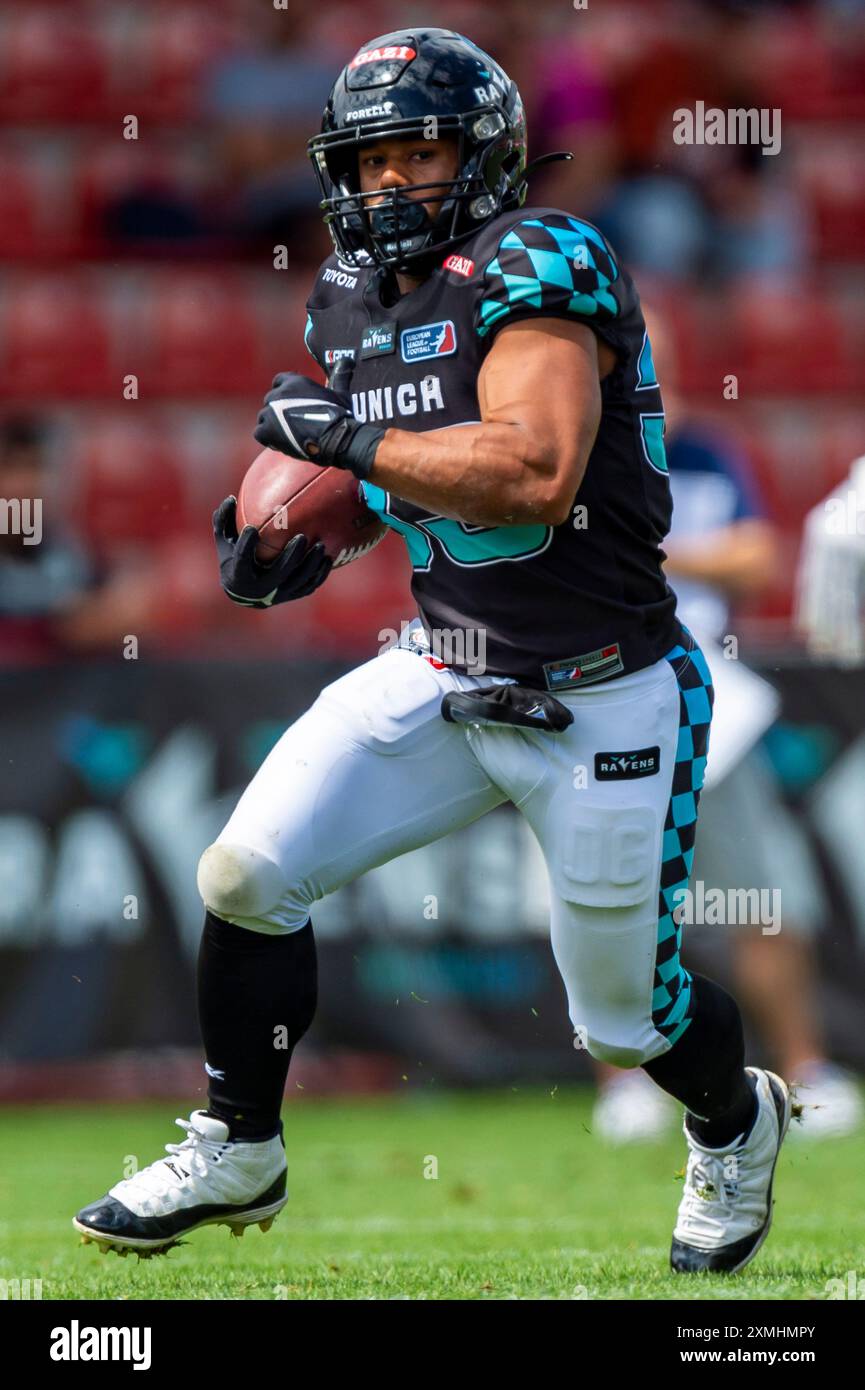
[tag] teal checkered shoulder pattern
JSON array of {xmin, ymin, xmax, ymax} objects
[
  {"xmin": 476, "ymin": 214, "xmax": 620, "ymax": 340},
  {"xmin": 652, "ymin": 630, "xmax": 714, "ymax": 1046}
]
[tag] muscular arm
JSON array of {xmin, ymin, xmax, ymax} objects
[{"xmin": 367, "ymin": 319, "xmax": 614, "ymax": 527}]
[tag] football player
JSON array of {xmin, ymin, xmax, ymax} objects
[{"xmin": 74, "ymin": 29, "xmax": 792, "ymax": 1274}]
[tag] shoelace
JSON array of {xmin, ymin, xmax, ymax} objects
[
  {"xmin": 679, "ymin": 1149, "xmax": 743, "ymax": 1235},
  {"xmin": 125, "ymin": 1118, "xmax": 231, "ymax": 1198}
]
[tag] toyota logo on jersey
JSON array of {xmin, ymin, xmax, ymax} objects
[{"xmin": 400, "ymin": 320, "xmax": 458, "ymax": 363}]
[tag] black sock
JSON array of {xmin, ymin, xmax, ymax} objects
[
  {"xmin": 196, "ymin": 911, "xmax": 317, "ymax": 1141},
  {"xmin": 642, "ymin": 971, "xmax": 759, "ymax": 1148},
  {"xmin": 687, "ymin": 1072, "xmax": 759, "ymax": 1149}
]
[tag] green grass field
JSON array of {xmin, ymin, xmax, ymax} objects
[{"xmin": 1, "ymin": 1088, "xmax": 862, "ymax": 1300}]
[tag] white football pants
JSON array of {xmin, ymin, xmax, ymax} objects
[{"xmin": 198, "ymin": 622, "xmax": 713, "ymax": 1068}]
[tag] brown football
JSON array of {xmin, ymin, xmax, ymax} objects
[{"xmin": 236, "ymin": 448, "xmax": 388, "ymax": 568}]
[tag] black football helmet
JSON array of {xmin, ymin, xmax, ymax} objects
[{"xmin": 307, "ymin": 28, "xmax": 529, "ymax": 274}]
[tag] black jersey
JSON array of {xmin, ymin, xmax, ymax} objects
[{"xmin": 304, "ymin": 206, "xmax": 681, "ymax": 689}]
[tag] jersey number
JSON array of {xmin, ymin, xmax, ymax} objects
[
  {"xmin": 362, "ymin": 483, "xmax": 551, "ymax": 570},
  {"xmin": 635, "ymin": 329, "xmax": 668, "ymax": 474}
]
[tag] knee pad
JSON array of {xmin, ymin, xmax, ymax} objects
[{"xmin": 196, "ymin": 842, "xmax": 287, "ymax": 920}]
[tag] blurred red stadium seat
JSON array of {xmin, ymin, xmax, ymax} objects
[
  {"xmin": 260, "ymin": 280, "xmax": 321, "ymax": 382},
  {"xmin": 0, "ymin": 139, "xmax": 94, "ymax": 262},
  {"xmin": 804, "ymin": 141, "xmax": 865, "ymax": 263},
  {"xmin": 0, "ymin": 277, "xmax": 114, "ymax": 397},
  {"xmin": 202, "ymin": 415, "xmax": 269, "ymax": 500},
  {"xmin": 0, "ymin": 9, "xmax": 111, "ymax": 122},
  {"xmin": 0, "ymin": 155, "xmax": 39, "ymax": 258},
  {"xmin": 304, "ymin": 531, "xmax": 409, "ymax": 652},
  {"xmin": 140, "ymin": 272, "xmax": 267, "ymax": 396},
  {"xmin": 746, "ymin": 406, "xmax": 865, "ymax": 525},
  {"xmin": 70, "ymin": 415, "xmax": 190, "ymax": 553},
  {"xmin": 124, "ymin": 5, "xmax": 240, "ymax": 124},
  {"xmin": 728, "ymin": 287, "xmax": 855, "ymax": 395},
  {"xmin": 761, "ymin": 13, "xmax": 865, "ymax": 120},
  {"xmin": 670, "ymin": 296, "xmax": 730, "ymax": 397}
]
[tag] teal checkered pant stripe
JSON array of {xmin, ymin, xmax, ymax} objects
[{"xmin": 651, "ymin": 630, "xmax": 714, "ymax": 1045}]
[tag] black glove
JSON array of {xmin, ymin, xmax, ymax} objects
[
  {"xmin": 441, "ymin": 684, "xmax": 574, "ymax": 732},
  {"xmin": 253, "ymin": 372, "xmax": 385, "ymax": 481},
  {"xmin": 212, "ymin": 496, "xmax": 332, "ymax": 608}
]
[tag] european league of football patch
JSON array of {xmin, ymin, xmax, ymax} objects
[{"xmin": 543, "ymin": 643, "xmax": 624, "ymax": 691}]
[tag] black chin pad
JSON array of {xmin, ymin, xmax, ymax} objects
[
  {"xmin": 369, "ymin": 197, "xmax": 430, "ymax": 239},
  {"xmin": 441, "ymin": 684, "xmax": 574, "ymax": 732}
]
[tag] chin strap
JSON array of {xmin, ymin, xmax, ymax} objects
[
  {"xmin": 372, "ymin": 263, "xmax": 401, "ymax": 305},
  {"xmin": 509, "ymin": 150, "xmax": 574, "ymax": 199}
]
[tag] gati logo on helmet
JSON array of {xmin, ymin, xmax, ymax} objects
[{"xmin": 349, "ymin": 45, "xmax": 416, "ymax": 69}]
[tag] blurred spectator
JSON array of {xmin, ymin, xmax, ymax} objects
[
  {"xmin": 203, "ymin": 0, "xmax": 340, "ymax": 259},
  {"xmin": 656, "ymin": 323, "xmax": 778, "ymax": 610},
  {"xmin": 0, "ymin": 416, "xmax": 95, "ymax": 663},
  {"xmin": 0, "ymin": 415, "xmax": 182, "ymax": 663},
  {"xmin": 100, "ymin": 147, "xmax": 222, "ymax": 257},
  {"xmin": 795, "ymin": 454, "xmax": 865, "ymax": 665},
  {"xmin": 593, "ymin": 306, "xmax": 864, "ymax": 1140},
  {"xmin": 439, "ymin": 0, "xmax": 618, "ymax": 214},
  {"xmin": 594, "ymin": 4, "xmax": 808, "ymax": 280},
  {"xmin": 0, "ymin": 0, "xmax": 862, "ymax": 649}
]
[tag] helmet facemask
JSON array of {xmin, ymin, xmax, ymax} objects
[{"xmin": 310, "ymin": 107, "xmax": 521, "ymax": 273}]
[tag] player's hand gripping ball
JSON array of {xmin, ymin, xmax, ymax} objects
[
  {"xmin": 212, "ymin": 495, "xmax": 332, "ymax": 608},
  {"xmin": 253, "ymin": 372, "xmax": 385, "ymax": 481}
]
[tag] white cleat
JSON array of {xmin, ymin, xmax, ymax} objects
[
  {"xmin": 787, "ymin": 1061, "xmax": 864, "ymax": 1140},
  {"xmin": 670, "ymin": 1066, "xmax": 791, "ymax": 1274},
  {"xmin": 73, "ymin": 1110, "xmax": 287, "ymax": 1257},
  {"xmin": 593, "ymin": 1070, "xmax": 676, "ymax": 1143}
]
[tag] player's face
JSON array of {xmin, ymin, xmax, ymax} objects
[{"xmin": 358, "ymin": 135, "xmax": 460, "ymax": 222}]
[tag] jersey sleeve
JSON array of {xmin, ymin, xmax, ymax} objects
[
  {"xmin": 303, "ymin": 310, "xmax": 321, "ymax": 368},
  {"xmin": 474, "ymin": 213, "xmax": 631, "ymax": 353}
]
